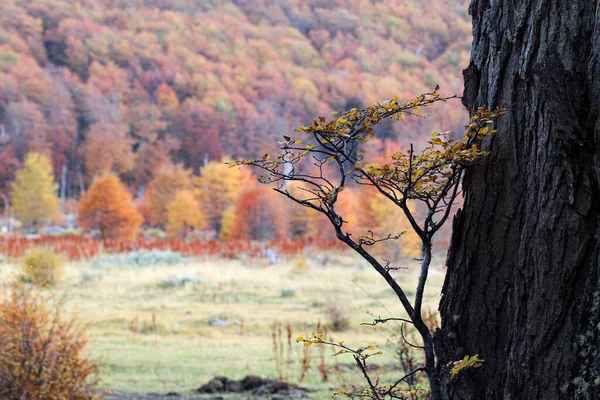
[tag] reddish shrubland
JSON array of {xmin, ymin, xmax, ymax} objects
[{"xmin": 0, "ymin": 235, "xmax": 345, "ymax": 261}]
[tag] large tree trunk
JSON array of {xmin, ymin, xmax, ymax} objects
[{"xmin": 436, "ymin": 1, "xmax": 600, "ymax": 399}]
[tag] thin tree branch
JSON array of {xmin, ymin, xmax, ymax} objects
[
  {"xmin": 361, "ymin": 317, "xmax": 414, "ymax": 326},
  {"xmin": 387, "ymin": 367, "xmax": 426, "ymax": 394},
  {"xmin": 353, "ymin": 355, "xmax": 382, "ymax": 400}
]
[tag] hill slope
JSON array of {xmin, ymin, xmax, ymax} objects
[{"xmin": 0, "ymin": 0, "xmax": 471, "ymax": 197}]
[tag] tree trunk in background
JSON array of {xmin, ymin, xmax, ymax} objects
[
  {"xmin": 60, "ymin": 164, "xmax": 67, "ymax": 214},
  {"xmin": 436, "ymin": 1, "xmax": 600, "ymax": 399}
]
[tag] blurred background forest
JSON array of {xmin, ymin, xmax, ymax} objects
[
  {"xmin": 0, "ymin": 1, "xmax": 476, "ymax": 397},
  {"xmin": 0, "ymin": 0, "xmax": 470, "ymax": 253}
]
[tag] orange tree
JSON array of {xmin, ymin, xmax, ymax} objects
[
  {"xmin": 78, "ymin": 174, "xmax": 142, "ymax": 241},
  {"xmin": 235, "ymin": 90, "xmax": 503, "ymax": 399}
]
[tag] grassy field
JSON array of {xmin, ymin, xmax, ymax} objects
[{"xmin": 1, "ymin": 251, "xmax": 446, "ymax": 398}]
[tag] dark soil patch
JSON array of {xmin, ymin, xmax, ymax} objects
[
  {"xmin": 101, "ymin": 391, "xmax": 211, "ymax": 400},
  {"xmin": 101, "ymin": 376, "xmax": 308, "ymax": 400},
  {"xmin": 197, "ymin": 375, "xmax": 308, "ymax": 399}
]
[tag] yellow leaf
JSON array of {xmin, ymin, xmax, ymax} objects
[
  {"xmin": 304, "ymin": 341, "xmax": 313, "ymax": 347},
  {"xmin": 294, "ymin": 140, "xmax": 302, "ymax": 145},
  {"xmin": 296, "ymin": 336, "xmax": 304, "ymax": 343}
]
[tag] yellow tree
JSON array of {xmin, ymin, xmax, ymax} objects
[
  {"xmin": 194, "ymin": 160, "xmax": 255, "ymax": 234},
  {"xmin": 78, "ymin": 174, "xmax": 142, "ymax": 241},
  {"xmin": 166, "ymin": 190, "xmax": 206, "ymax": 238},
  {"xmin": 146, "ymin": 163, "xmax": 192, "ymax": 227},
  {"xmin": 10, "ymin": 153, "xmax": 60, "ymax": 231},
  {"xmin": 218, "ymin": 206, "xmax": 235, "ymax": 241}
]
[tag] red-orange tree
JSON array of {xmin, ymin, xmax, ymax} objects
[
  {"xmin": 78, "ymin": 174, "xmax": 142, "ymax": 241},
  {"xmin": 229, "ymin": 187, "xmax": 285, "ymax": 241},
  {"xmin": 236, "ymin": 91, "xmax": 502, "ymax": 399}
]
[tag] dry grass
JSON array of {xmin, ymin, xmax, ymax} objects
[{"xmin": 0, "ymin": 251, "xmax": 446, "ymax": 398}]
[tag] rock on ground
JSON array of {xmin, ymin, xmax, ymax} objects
[{"xmin": 100, "ymin": 375, "xmax": 309, "ymax": 400}]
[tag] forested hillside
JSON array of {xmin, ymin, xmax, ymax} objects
[{"xmin": 0, "ymin": 0, "xmax": 470, "ymax": 202}]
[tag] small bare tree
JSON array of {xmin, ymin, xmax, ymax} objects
[{"xmin": 234, "ymin": 90, "xmax": 502, "ymax": 399}]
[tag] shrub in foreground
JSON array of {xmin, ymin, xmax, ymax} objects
[
  {"xmin": 20, "ymin": 246, "xmax": 64, "ymax": 286},
  {"xmin": 0, "ymin": 286, "xmax": 100, "ymax": 399}
]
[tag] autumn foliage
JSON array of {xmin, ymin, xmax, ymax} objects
[
  {"xmin": 166, "ymin": 191, "xmax": 206, "ymax": 238},
  {"xmin": 146, "ymin": 164, "xmax": 192, "ymax": 227},
  {"xmin": 194, "ymin": 161, "xmax": 255, "ymax": 234},
  {"xmin": 230, "ymin": 187, "xmax": 286, "ymax": 241},
  {"xmin": 10, "ymin": 153, "xmax": 61, "ymax": 231},
  {"xmin": 78, "ymin": 174, "xmax": 142, "ymax": 241},
  {"xmin": 0, "ymin": 286, "xmax": 100, "ymax": 399},
  {"xmin": 355, "ymin": 186, "xmax": 422, "ymax": 260},
  {"xmin": 0, "ymin": 0, "xmax": 470, "ymax": 200}
]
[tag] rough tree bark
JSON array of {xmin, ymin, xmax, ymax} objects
[{"xmin": 436, "ymin": 1, "xmax": 600, "ymax": 399}]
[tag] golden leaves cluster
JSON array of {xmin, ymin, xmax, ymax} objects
[
  {"xmin": 233, "ymin": 91, "xmax": 503, "ymax": 212},
  {"xmin": 294, "ymin": 92, "xmax": 449, "ymax": 145},
  {"xmin": 295, "ymin": 334, "xmax": 383, "ymax": 360},
  {"xmin": 233, "ymin": 91, "xmax": 457, "ymax": 175},
  {"xmin": 359, "ymin": 106, "xmax": 503, "ymax": 199},
  {"xmin": 448, "ymin": 354, "xmax": 485, "ymax": 380}
]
